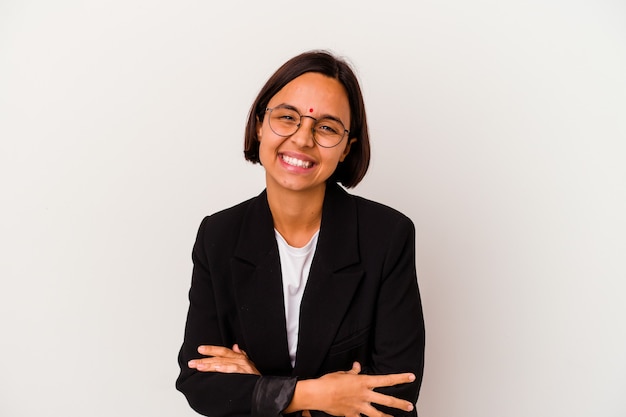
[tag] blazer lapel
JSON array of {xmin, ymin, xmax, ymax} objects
[
  {"xmin": 231, "ymin": 191, "xmax": 292, "ymax": 374},
  {"xmin": 294, "ymin": 184, "xmax": 364, "ymax": 377}
]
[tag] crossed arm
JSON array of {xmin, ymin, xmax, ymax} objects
[
  {"xmin": 180, "ymin": 213, "xmax": 424, "ymax": 416},
  {"xmin": 188, "ymin": 344, "xmax": 416, "ymax": 417}
]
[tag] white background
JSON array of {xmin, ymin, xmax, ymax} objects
[{"xmin": 1, "ymin": 1, "xmax": 625, "ymax": 416}]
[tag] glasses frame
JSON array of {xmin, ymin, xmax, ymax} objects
[{"xmin": 265, "ymin": 107, "xmax": 350, "ymax": 148}]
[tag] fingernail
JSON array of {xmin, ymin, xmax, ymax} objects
[
  {"xmin": 406, "ymin": 403, "xmax": 414, "ymax": 411},
  {"xmin": 188, "ymin": 360, "xmax": 196, "ymax": 367},
  {"xmin": 408, "ymin": 373, "xmax": 416, "ymax": 382}
]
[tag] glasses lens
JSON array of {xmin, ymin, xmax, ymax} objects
[
  {"xmin": 313, "ymin": 118, "xmax": 346, "ymax": 147},
  {"xmin": 268, "ymin": 107, "xmax": 300, "ymax": 137}
]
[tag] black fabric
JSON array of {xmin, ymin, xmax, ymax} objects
[
  {"xmin": 252, "ymin": 376, "xmax": 298, "ymax": 417},
  {"xmin": 176, "ymin": 183, "xmax": 425, "ymax": 416}
]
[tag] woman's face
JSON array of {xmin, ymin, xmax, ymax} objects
[{"xmin": 256, "ymin": 72, "xmax": 355, "ymax": 196}]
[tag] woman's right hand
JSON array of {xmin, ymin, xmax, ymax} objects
[
  {"xmin": 285, "ymin": 362, "xmax": 416, "ymax": 417},
  {"xmin": 187, "ymin": 344, "xmax": 260, "ymax": 375}
]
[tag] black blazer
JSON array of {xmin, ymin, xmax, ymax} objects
[{"xmin": 176, "ymin": 183, "xmax": 425, "ymax": 417}]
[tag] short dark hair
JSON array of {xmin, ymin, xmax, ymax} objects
[{"xmin": 244, "ymin": 50, "xmax": 370, "ymax": 188}]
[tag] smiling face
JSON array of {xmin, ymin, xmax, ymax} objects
[{"xmin": 256, "ymin": 72, "xmax": 355, "ymax": 197}]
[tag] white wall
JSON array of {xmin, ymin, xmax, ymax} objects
[{"xmin": 1, "ymin": 1, "xmax": 625, "ymax": 416}]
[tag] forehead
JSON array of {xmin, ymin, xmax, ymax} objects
[{"xmin": 268, "ymin": 72, "xmax": 350, "ymax": 118}]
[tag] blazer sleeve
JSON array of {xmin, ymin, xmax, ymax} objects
[
  {"xmin": 310, "ymin": 215, "xmax": 424, "ymax": 417},
  {"xmin": 363, "ymin": 215, "xmax": 425, "ymax": 415},
  {"xmin": 175, "ymin": 217, "xmax": 297, "ymax": 417}
]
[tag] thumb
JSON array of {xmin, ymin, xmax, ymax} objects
[
  {"xmin": 232, "ymin": 344, "xmax": 248, "ymax": 356},
  {"xmin": 347, "ymin": 361, "xmax": 362, "ymax": 374}
]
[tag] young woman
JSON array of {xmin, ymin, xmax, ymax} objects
[{"xmin": 176, "ymin": 50, "xmax": 425, "ymax": 417}]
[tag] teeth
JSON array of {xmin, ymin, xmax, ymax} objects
[{"xmin": 282, "ymin": 155, "xmax": 313, "ymax": 168}]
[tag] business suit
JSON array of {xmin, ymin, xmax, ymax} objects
[{"xmin": 176, "ymin": 182, "xmax": 425, "ymax": 416}]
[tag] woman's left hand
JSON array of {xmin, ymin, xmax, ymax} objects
[{"xmin": 188, "ymin": 344, "xmax": 261, "ymax": 375}]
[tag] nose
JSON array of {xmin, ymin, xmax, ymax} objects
[{"xmin": 290, "ymin": 115, "xmax": 316, "ymax": 148}]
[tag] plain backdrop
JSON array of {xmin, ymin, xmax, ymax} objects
[{"xmin": 1, "ymin": 1, "xmax": 625, "ymax": 416}]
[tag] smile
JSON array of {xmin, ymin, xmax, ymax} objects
[{"xmin": 280, "ymin": 154, "xmax": 314, "ymax": 169}]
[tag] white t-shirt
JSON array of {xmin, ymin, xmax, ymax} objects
[{"xmin": 274, "ymin": 229, "xmax": 320, "ymax": 367}]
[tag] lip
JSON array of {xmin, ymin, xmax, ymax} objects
[{"xmin": 278, "ymin": 151, "xmax": 317, "ymax": 171}]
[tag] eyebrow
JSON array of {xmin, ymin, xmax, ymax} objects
[{"xmin": 272, "ymin": 103, "xmax": 347, "ymax": 127}]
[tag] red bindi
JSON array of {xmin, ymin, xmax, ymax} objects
[{"xmin": 309, "ymin": 108, "xmax": 314, "ymax": 113}]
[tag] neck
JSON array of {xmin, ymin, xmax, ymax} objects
[{"xmin": 266, "ymin": 183, "xmax": 326, "ymax": 247}]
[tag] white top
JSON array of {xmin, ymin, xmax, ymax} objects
[{"xmin": 274, "ymin": 229, "xmax": 320, "ymax": 367}]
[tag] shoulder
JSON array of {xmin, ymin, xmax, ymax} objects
[
  {"xmin": 195, "ymin": 191, "xmax": 267, "ymax": 243},
  {"xmin": 202, "ymin": 197, "xmax": 253, "ymax": 227},
  {"xmin": 331, "ymin": 184, "xmax": 414, "ymax": 230},
  {"xmin": 353, "ymin": 194, "xmax": 412, "ymax": 225},
  {"xmin": 353, "ymin": 195, "xmax": 416, "ymax": 248}
]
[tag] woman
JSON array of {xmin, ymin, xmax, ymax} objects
[{"xmin": 176, "ymin": 50, "xmax": 425, "ymax": 417}]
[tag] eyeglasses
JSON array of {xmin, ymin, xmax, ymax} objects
[{"xmin": 265, "ymin": 106, "xmax": 349, "ymax": 148}]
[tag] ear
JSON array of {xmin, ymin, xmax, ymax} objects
[
  {"xmin": 256, "ymin": 115, "xmax": 263, "ymax": 142},
  {"xmin": 339, "ymin": 138, "xmax": 357, "ymax": 162}
]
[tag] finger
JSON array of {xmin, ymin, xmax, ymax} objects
[
  {"xmin": 366, "ymin": 391, "xmax": 414, "ymax": 413},
  {"xmin": 232, "ymin": 344, "xmax": 249, "ymax": 357},
  {"xmin": 195, "ymin": 357, "xmax": 251, "ymax": 368},
  {"xmin": 365, "ymin": 372, "xmax": 415, "ymax": 389},
  {"xmin": 360, "ymin": 402, "xmax": 395, "ymax": 417},
  {"xmin": 193, "ymin": 354, "xmax": 260, "ymax": 374},
  {"xmin": 197, "ymin": 345, "xmax": 241, "ymax": 358},
  {"xmin": 190, "ymin": 358, "xmax": 253, "ymax": 373},
  {"xmin": 346, "ymin": 361, "xmax": 361, "ymax": 374},
  {"xmin": 196, "ymin": 362, "xmax": 237, "ymax": 373}
]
